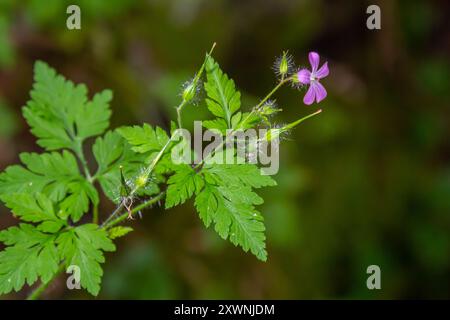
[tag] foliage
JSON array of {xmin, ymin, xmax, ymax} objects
[
  {"xmin": 0, "ymin": 62, "xmax": 141, "ymax": 296},
  {"xmin": 0, "ymin": 51, "xmax": 296, "ymax": 298}
]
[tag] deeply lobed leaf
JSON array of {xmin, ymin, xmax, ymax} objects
[
  {"xmin": 93, "ymin": 130, "xmax": 156, "ymax": 202},
  {"xmin": 165, "ymin": 164, "xmax": 204, "ymax": 209},
  {"xmin": 117, "ymin": 124, "xmax": 169, "ymax": 154},
  {"xmin": 56, "ymin": 224, "xmax": 116, "ymax": 296},
  {"xmin": 0, "ymin": 151, "xmax": 98, "ymax": 222},
  {"xmin": 0, "ymin": 224, "xmax": 59, "ymax": 294},
  {"xmin": 204, "ymin": 57, "xmax": 241, "ymax": 129},
  {"xmin": 23, "ymin": 61, "xmax": 112, "ymax": 150},
  {"xmin": 194, "ymin": 163, "xmax": 276, "ymax": 261}
]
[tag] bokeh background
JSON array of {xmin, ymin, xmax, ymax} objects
[{"xmin": 1, "ymin": 0, "xmax": 449, "ymax": 299}]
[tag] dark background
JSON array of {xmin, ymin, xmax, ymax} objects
[{"xmin": 0, "ymin": 0, "xmax": 449, "ymax": 299}]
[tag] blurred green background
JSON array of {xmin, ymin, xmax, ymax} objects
[{"xmin": 0, "ymin": 0, "xmax": 449, "ymax": 299}]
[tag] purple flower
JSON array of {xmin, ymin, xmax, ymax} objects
[{"xmin": 297, "ymin": 52, "xmax": 329, "ymax": 105}]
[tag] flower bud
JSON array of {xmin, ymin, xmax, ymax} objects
[
  {"xmin": 258, "ymin": 100, "xmax": 281, "ymax": 116},
  {"xmin": 135, "ymin": 174, "xmax": 148, "ymax": 188},
  {"xmin": 255, "ymin": 100, "xmax": 282, "ymax": 126},
  {"xmin": 273, "ymin": 51, "xmax": 294, "ymax": 80},
  {"xmin": 263, "ymin": 124, "xmax": 287, "ymax": 142},
  {"xmin": 279, "ymin": 54, "xmax": 289, "ymax": 75},
  {"xmin": 182, "ymin": 81, "xmax": 196, "ymax": 103}
]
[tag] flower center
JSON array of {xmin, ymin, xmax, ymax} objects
[{"xmin": 310, "ymin": 74, "xmax": 318, "ymax": 82}]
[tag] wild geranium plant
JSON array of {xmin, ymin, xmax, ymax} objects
[{"xmin": 0, "ymin": 45, "xmax": 328, "ymax": 299}]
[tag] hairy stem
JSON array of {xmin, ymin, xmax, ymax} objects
[
  {"xmin": 176, "ymin": 100, "xmax": 187, "ymax": 129},
  {"xmin": 101, "ymin": 192, "xmax": 165, "ymax": 230},
  {"xmin": 136, "ymin": 140, "xmax": 173, "ymax": 193},
  {"xmin": 254, "ymin": 77, "xmax": 291, "ymax": 111}
]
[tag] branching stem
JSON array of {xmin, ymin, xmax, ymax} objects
[
  {"xmin": 101, "ymin": 192, "xmax": 165, "ymax": 230},
  {"xmin": 100, "ymin": 134, "xmax": 174, "ymax": 228}
]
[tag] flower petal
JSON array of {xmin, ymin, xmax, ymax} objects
[
  {"xmin": 309, "ymin": 52, "xmax": 320, "ymax": 72},
  {"xmin": 297, "ymin": 69, "xmax": 311, "ymax": 84},
  {"xmin": 303, "ymin": 84, "xmax": 316, "ymax": 105},
  {"xmin": 312, "ymin": 81, "xmax": 327, "ymax": 103},
  {"xmin": 315, "ymin": 62, "xmax": 329, "ymax": 79}
]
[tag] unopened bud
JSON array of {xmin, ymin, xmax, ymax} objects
[
  {"xmin": 273, "ymin": 51, "xmax": 294, "ymax": 80},
  {"xmin": 182, "ymin": 81, "xmax": 196, "ymax": 102},
  {"xmin": 135, "ymin": 174, "xmax": 148, "ymax": 188}
]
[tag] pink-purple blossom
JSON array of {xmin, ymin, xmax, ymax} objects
[{"xmin": 297, "ymin": 52, "xmax": 329, "ymax": 105}]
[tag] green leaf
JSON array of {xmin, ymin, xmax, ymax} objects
[
  {"xmin": 1, "ymin": 192, "xmax": 57, "ymax": 223},
  {"xmin": 194, "ymin": 182, "xmax": 219, "ymax": 227},
  {"xmin": 204, "ymin": 57, "xmax": 241, "ymax": 129},
  {"xmin": 0, "ymin": 224, "xmax": 59, "ymax": 294},
  {"xmin": 237, "ymin": 112, "xmax": 263, "ymax": 130},
  {"xmin": 0, "ymin": 223, "xmax": 50, "ymax": 246},
  {"xmin": 203, "ymin": 118, "xmax": 227, "ymax": 134},
  {"xmin": 5, "ymin": 151, "xmax": 79, "ymax": 196},
  {"xmin": 0, "ymin": 151, "xmax": 98, "ymax": 222},
  {"xmin": 56, "ymin": 224, "xmax": 115, "ymax": 296},
  {"xmin": 194, "ymin": 164, "xmax": 276, "ymax": 261},
  {"xmin": 206, "ymin": 164, "xmax": 277, "ymax": 189},
  {"xmin": 0, "ymin": 193, "xmax": 66, "ymax": 232},
  {"xmin": 59, "ymin": 180, "xmax": 99, "ymax": 222},
  {"xmin": 165, "ymin": 164, "xmax": 204, "ymax": 209},
  {"xmin": 75, "ymin": 89, "xmax": 112, "ymax": 139},
  {"xmin": 0, "ymin": 151, "xmax": 77, "ymax": 200},
  {"xmin": 195, "ymin": 179, "xmax": 267, "ymax": 261},
  {"xmin": 93, "ymin": 130, "xmax": 127, "ymax": 175},
  {"xmin": 37, "ymin": 220, "xmax": 65, "ymax": 233},
  {"xmin": 117, "ymin": 124, "xmax": 169, "ymax": 154},
  {"xmin": 23, "ymin": 61, "xmax": 111, "ymax": 150},
  {"xmin": 108, "ymin": 226, "xmax": 133, "ymax": 240}
]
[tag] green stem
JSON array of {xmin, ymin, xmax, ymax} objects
[
  {"xmin": 27, "ymin": 264, "xmax": 65, "ymax": 300},
  {"xmin": 176, "ymin": 43, "xmax": 216, "ymax": 129},
  {"xmin": 254, "ymin": 77, "xmax": 290, "ymax": 111},
  {"xmin": 101, "ymin": 192, "xmax": 165, "ymax": 230},
  {"xmin": 135, "ymin": 138, "xmax": 174, "ymax": 194},
  {"xmin": 284, "ymin": 108, "xmax": 323, "ymax": 130}
]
